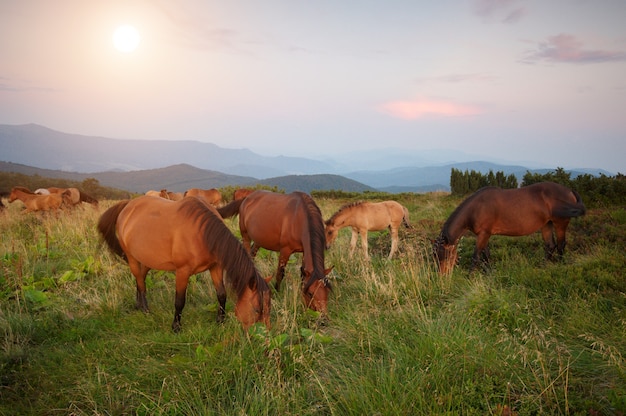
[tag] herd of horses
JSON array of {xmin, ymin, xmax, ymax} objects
[
  {"xmin": 4, "ymin": 186, "xmax": 98, "ymax": 214},
  {"xmin": 4, "ymin": 182, "xmax": 587, "ymax": 332}
]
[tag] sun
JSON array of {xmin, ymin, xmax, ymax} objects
[{"xmin": 113, "ymin": 25, "xmax": 140, "ymax": 53}]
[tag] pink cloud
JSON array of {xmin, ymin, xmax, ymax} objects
[
  {"xmin": 523, "ymin": 33, "xmax": 626, "ymax": 64},
  {"xmin": 379, "ymin": 99, "xmax": 483, "ymax": 120}
]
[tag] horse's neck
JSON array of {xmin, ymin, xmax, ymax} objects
[
  {"xmin": 334, "ymin": 210, "xmax": 353, "ymax": 227},
  {"xmin": 17, "ymin": 190, "xmax": 31, "ymax": 200},
  {"xmin": 443, "ymin": 214, "xmax": 469, "ymax": 245}
]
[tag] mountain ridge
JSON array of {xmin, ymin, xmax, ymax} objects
[{"xmin": 0, "ymin": 123, "xmax": 615, "ymax": 192}]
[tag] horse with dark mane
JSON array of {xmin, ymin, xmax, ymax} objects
[
  {"xmin": 219, "ymin": 190, "xmax": 332, "ymax": 315},
  {"xmin": 48, "ymin": 187, "xmax": 98, "ymax": 208},
  {"xmin": 97, "ymin": 196, "xmax": 271, "ymax": 331},
  {"xmin": 325, "ymin": 200, "xmax": 411, "ymax": 260},
  {"xmin": 433, "ymin": 182, "xmax": 586, "ymax": 274}
]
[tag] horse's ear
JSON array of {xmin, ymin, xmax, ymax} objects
[
  {"xmin": 264, "ymin": 275, "xmax": 272, "ymax": 284},
  {"xmin": 324, "ymin": 219, "xmax": 331, "ymax": 226},
  {"xmin": 324, "ymin": 266, "xmax": 334, "ymax": 275}
]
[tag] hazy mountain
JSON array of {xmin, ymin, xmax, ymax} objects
[
  {"xmin": 0, "ymin": 161, "xmax": 375, "ymax": 194},
  {"xmin": 0, "ymin": 124, "xmax": 334, "ymax": 178},
  {"xmin": 0, "ymin": 123, "xmax": 614, "ymax": 192},
  {"xmin": 344, "ymin": 161, "xmax": 614, "ymax": 190}
]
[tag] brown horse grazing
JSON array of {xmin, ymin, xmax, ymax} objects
[
  {"xmin": 48, "ymin": 187, "xmax": 99, "ymax": 208},
  {"xmin": 96, "ymin": 196, "xmax": 271, "ymax": 332},
  {"xmin": 433, "ymin": 182, "xmax": 586, "ymax": 274},
  {"xmin": 233, "ymin": 188, "xmax": 255, "ymax": 201},
  {"xmin": 9, "ymin": 186, "xmax": 72, "ymax": 213},
  {"xmin": 219, "ymin": 191, "xmax": 332, "ymax": 315},
  {"xmin": 184, "ymin": 188, "xmax": 223, "ymax": 207},
  {"xmin": 166, "ymin": 191, "xmax": 184, "ymax": 201},
  {"xmin": 325, "ymin": 200, "xmax": 412, "ymax": 260}
]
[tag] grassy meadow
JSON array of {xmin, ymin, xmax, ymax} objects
[{"xmin": 1, "ymin": 193, "xmax": 625, "ymax": 415}]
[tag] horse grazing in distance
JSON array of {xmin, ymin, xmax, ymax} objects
[
  {"xmin": 166, "ymin": 191, "xmax": 184, "ymax": 201},
  {"xmin": 433, "ymin": 182, "xmax": 586, "ymax": 274},
  {"xmin": 97, "ymin": 196, "xmax": 271, "ymax": 331},
  {"xmin": 219, "ymin": 190, "xmax": 332, "ymax": 316},
  {"xmin": 9, "ymin": 186, "xmax": 72, "ymax": 213},
  {"xmin": 48, "ymin": 187, "xmax": 98, "ymax": 208},
  {"xmin": 145, "ymin": 190, "xmax": 162, "ymax": 198},
  {"xmin": 325, "ymin": 200, "xmax": 412, "ymax": 260},
  {"xmin": 144, "ymin": 189, "xmax": 182, "ymax": 201},
  {"xmin": 184, "ymin": 188, "xmax": 223, "ymax": 207}
]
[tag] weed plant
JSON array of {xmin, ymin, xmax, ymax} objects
[{"xmin": 1, "ymin": 195, "xmax": 625, "ymax": 415}]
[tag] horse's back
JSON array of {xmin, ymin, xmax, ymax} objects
[
  {"xmin": 117, "ymin": 196, "xmax": 214, "ymax": 269},
  {"xmin": 528, "ymin": 182, "xmax": 585, "ymax": 217},
  {"xmin": 239, "ymin": 191, "xmax": 309, "ymax": 250},
  {"xmin": 185, "ymin": 188, "xmax": 222, "ymax": 206}
]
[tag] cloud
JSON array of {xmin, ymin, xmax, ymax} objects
[
  {"xmin": 379, "ymin": 99, "xmax": 483, "ymax": 120},
  {"xmin": 522, "ymin": 33, "xmax": 626, "ymax": 64},
  {"xmin": 471, "ymin": 0, "xmax": 526, "ymax": 24}
]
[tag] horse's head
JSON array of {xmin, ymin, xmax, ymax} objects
[
  {"xmin": 302, "ymin": 267, "xmax": 333, "ymax": 315},
  {"xmin": 324, "ymin": 220, "xmax": 339, "ymax": 249},
  {"xmin": 8, "ymin": 190, "xmax": 17, "ymax": 203},
  {"xmin": 433, "ymin": 234, "xmax": 458, "ymax": 275},
  {"xmin": 235, "ymin": 276, "xmax": 272, "ymax": 330}
]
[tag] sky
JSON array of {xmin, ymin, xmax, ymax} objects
[{"xmin": 1, "ymin": 0, "xmax": 625, "ymax": 173}]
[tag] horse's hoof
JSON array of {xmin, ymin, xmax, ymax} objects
[{"xmin": 172, "ymin": 322, "xmax": 182, "ymax": 333}]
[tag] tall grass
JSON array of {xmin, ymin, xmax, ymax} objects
[{"xmin": 1, "ymin": 195, "xmax": 625, "ymax": 415}]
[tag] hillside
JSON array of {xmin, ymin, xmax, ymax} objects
[
  {"xmin": 0, "ymin": 123, "xmax": 334, "ymax": 178},
  {"xmin": 1, "ymin": 124, "xmax": 615, "ymax": 192},
  {"xmin": 0, "ymin": 162, "xmax": 375, "ymax": 194}
]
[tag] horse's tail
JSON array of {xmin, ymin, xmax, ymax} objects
[
  {"xmin": 402, "ymin": 205, "xmax": 413, "ymax": 229},
  {"xmin": 97, "ymin": 200, "xmax": 130, "ymax": 261},
  {"xmin": 553, "ymin": 190, "xmax": 587, "ymax": 218},
  {"xmin": 79, "ymin": 190, "xmax": 99, "ymax": 207},
  {"xmin": 217, "ymin": 198, "xmax": 244, "ymax": 219}
]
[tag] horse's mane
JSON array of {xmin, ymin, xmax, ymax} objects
[
  {"xmin": 326, "ymin": 201, "xmax": 365, "ymax": 225},
  {"xmin": 12, "ymin": 186, "xmax": 34, "ymax": 194},
  {"xmin": 295, "ymin": 192, "xmax": 331, "ymax": 291},
  {"xmin": 440, "ymin": 187, "xmax": 497, "ymax": 243},
  {"xmin": 179, "ymin": 198, "xmax": 269, "ymax": 302}
]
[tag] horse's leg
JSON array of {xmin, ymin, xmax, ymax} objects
[
  {"xmin": 208, "ymin": 265, "xmax": 227, "ymax": 323},
  {"xmin": 471, "ymin": 233, "xmax": 491, "ymax": 270},
  {"xmin": 540, "ymin": 222, "xmax": 556, "ymax": 261},
  {"xmin": 274, "ymin": 250, "xmax": 291, "ymax": 291},
  {"xmin": 483, "ymin": 244, "xmax": 491, "ymax": 264},
  {"xmin": 552, "ymin": 218, "xmax": 571, "ymax": 258},
  {"xmin": 250, "ymin": 243, "xmax": 259, "ymax": 258},
  {"xmin": 240, "ymin": 226, "xmax": 253, "ymax": 255},
  {"xmin": 349, "ymin": 228, "xmax": 358, "ymax": 258},
  {"xmin": 388, "ymin": 225, "xmax": 399, "ymax": 259},
  {"xmin": 128, "ymin": 258, "xmax": 150, "ymax": 312},
  {"xmin": 172, "ymin": 270, "xmax": 191, "ymax": 332},
  {"xmin": 360, "ymin": 230, "xmax": 370, "ymax": 260}
]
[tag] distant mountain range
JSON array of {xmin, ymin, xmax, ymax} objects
[
  {"xmin": 0, "ymin": 123, "xmax": 614, "ymax": 193},
  {"xmin": 0, "ymin": 161, "xmax": 378, "ymax": 194}
]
